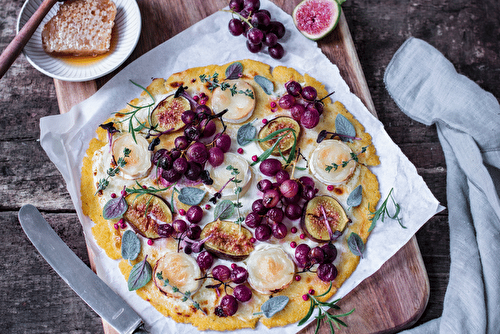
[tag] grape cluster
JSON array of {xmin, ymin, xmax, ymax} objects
[
  {"xmin": 151, "ymin": 105, "xmax": 232, "ymax": 186},
  {"xmin": 294, "ymin": 243, "xmax": 339, "ymax": 282},
  {"xmin": 227, "ymin": 0, "xmax": 286, "ymax": 59},
  {"xmin": 244, "ymin": 158, "xmax": 319, "ymax": 241},
  {"xmin": 278, "ymin": 81, "xmax": 325, "ymax": 129},
  {"xmin": 201, "ymin": 264, "xmax": 253, "ymax": 317}
]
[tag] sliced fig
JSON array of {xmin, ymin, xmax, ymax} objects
[
  {"xmin": 301, "ymin": 195, "xmax": 350, "ymax": 242},
  {"xmin": 151, "ymin": 94, "xmax": 190, "ymax": 132},
  {"xmin": 153, "ymin": 252, "xmax": 202, "ymax": 297},
  {"xmin": 246, "ymin": 245, "xmax": 295, "ymax": 295},
  {"xmin": 292, "ymin": 0, "xmax": 342, "ymax": 41},
  {"xmin": 258, "ymin": 116, "xmax": 300, "ymax": 156},
  {"xmin": 123, "ymin": 194, "xmax": 172, "ymax": 239},
  {"xmin": 112, "ymin": 132, "xmax": 152, "ymax": 179},
  {"xmin": 200, "ymin": 220, "xmax": 254, "ymax": 261}
]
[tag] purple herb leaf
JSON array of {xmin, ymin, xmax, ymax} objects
[
  {"xmin": 102, "ymin": 195, "xmax": 128, "ymax": 220},
  {"xmin": 128, "ymin": 256, "xmax": 152, "ymax": 291},
  {"xmin": 347, "ymin": 233, "xmax": 365, "ymax": 258},
  {"xmin": 225, "ymin": 62, "xmax": 243, "ymax": 80}
]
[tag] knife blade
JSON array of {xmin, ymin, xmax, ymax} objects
[{"xmin": 18, "ymin": 204, "xmax": 148, "ymax": 334}]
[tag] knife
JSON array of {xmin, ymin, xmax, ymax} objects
[{"xmin": 18, "ymin": 204, "xmax": 148, "ymax": 334}]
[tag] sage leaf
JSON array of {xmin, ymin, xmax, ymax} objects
[
  {"xmin": 335, "ymin": 114, "xmax": 356, "ymax": 141},
  {"xmin": 213, "ymin": 199, "xmax": 235, "ymax": 220},
  {"xmin": 254, "ymin": 75, "xmax": 274, "ymax": 95},
  {"xmin": 348, "ymin": 232, "xmax": 365, "ymax": 258},
  {"xmin": 237, "ymin": 122, "xmax": 257, "ymax": 146},
  {"xmin": 225, "ymin": 62, "xmax": 243, "ymax": 80},
  {"xmin": 121, "ymin": 230, "xmax": 141, "ymax": 261},
  {"xmin": 177, "ymin": 187, "xmax": 206, "ymax": 206},
  {"xmin": 347, "ymin": 185, "xmax": 363, "ymax": 208},
  {"xmin": 128, "ymin": 257, "xmax": 152, "ymax": 291},
  {"xmin": 261, "ymin": 296, "xmax": 289, "ymax": 318},
  {"xmin": 102, "ymin": 196, "xmax": 128, "ymax": 220}
]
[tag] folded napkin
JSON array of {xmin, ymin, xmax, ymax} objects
[{"xmin": 384, "ymin": 37, "xmax": 500, "ymax": 333}]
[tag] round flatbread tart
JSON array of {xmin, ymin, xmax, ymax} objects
[{"xmin": 81, "ymin": 59, "xmax": 380, "ymax": 331}]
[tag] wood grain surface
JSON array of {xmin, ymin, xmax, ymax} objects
[{"xmin": 1, "ymin": 0, "xmax": 499, "ymax": 333}]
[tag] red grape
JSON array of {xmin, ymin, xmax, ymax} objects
[
  {"xmin": 212, "ymin": 265, "xmax": 231, "ymax": 281},
  {"xmin": 301, "ymin": 86, "xmax": 317, "ymax": 101},
  {"xmin": 301, "ymin": 107, "xmax": 320, "ymax": 129},
  {"xmin": 321, "ymin": 243, "xmax": 338, "ymax": 263},
  {"xmin": 263, "ymin": 32, "xmax": 278, "ymax": 47},
  {"xmin": 173, "ymin": 219, "xmax": 187, "ymax": 233},
  {"xmin": 308, "ymin": 246, "xmax": 325, "ymax": 264},
  {"xmin": 278, "ymin": 94, "xmax": 295, "ymax": 109},
  {"xmin": 266, "ymin": 207, "xmax": 284, "ymax": 223},
  {"xmin": 269, "ymin": 43, "xmax": 284, "ymax": 59},
  {"xmin": 246, "ymin": 40, "xmax": 263, "ymax": 53},
  {"xmin": 294, "ymin": 244, "xmax": 311, "ymax": 267},
  {"xmin": 229, "ymin": 0, "xmax": 243, "ymax": 12},
  {"xmin": 252, "ymin": 199, "xmax": 268, "ymax": 215},
  {"xmin": 233, "ymin": 284, "xmax": 252, "ymax": 302},
  {"xmin": 290, "ymin": 104, "xmax": 305, "ymax": 121},
  {"xmin": 187, "ymin": 225, "xmax": 202, "ymax": 240},
  {"xmin": 285, "ymin": 80, "xmax": 302, "ymax": 96},
  {"xmin": 196, "ymin": 251, "xmax": 214, "ymax": 271},
  {"xmin": 186, "ymin": 142, "xmax": 208, "ymax": 164},
  {"xmin": 275, "ymin": 169, "xmax": 290, "ymax": 185},
  {"xmin": 272, "ymin": 222, "xmax": 288, "ymax": 239},
  {"xmin": 229, "ymin": 18, "xmax": 244, "ymax": 36},
  {"xmin": 317, "ymin": 263, "xmax": 338, "ymax": 282},
  {"xmin": 173, "ymin": 157, "xmax": 188, "ymax": 174},
  {"xmin": 257, "ymin": 179, "xmax": 273, "ymax": 192},
  {"xmin": 157, "ymin": 223, "xmax": 174, "ymax": 238},
  {"xmin": 245, "ymin": 212, "xmax": 262, "ymax": 228},
  {"xmin": 220, "ymin": 295, "xmax": 238, "ymax": 316},
  {"xmin": 259, "ymin": 158, "xmax": 282, "ymax": 176},
  {"xmin": 186, "ymin": 205, "xmax": 203, "ymax": 224},
  {"xmin": 285, "ymin": 203, "xmax": 302, "ymax": 220},
  {"xmin": 280, "ymin": 179, "xmax": 299, "ymax": 198},
  {"xmin": 208, "ymin": 146, "xmax": 225, "ymax": 167},
  {"xmin": 255, "ymin": 224, "xmax": 272, "ymax": 241},
  {"xmin": 230, "ymin": 266, "xmax": 249, "ymax": 283},
  {"xmin": 185, "ymin": 162, "xmax": 202, "ymax": 181},
  {"xmin": 174, "ymin": 136, "xmax": 189, "ymax": 150},
  {"xmin": 215, "ymin": 133, "xmax": 231, "ymax": 152},
  {"xmin": 262, "ymin": 189, "xmax": 280, "ymax": 208},
  {"xmin": 181, "ymin": 110, "xmax": 196, "ymax": 125}
]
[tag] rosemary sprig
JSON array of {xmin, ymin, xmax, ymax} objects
[
  {"xmin": 368, "ymin": 187, "xmax": 405, "ymax": 231},
  {"xmin": 96, "ymin": 147, "xmax": 131, "ymax": 194},
  {"xmin": 116, "ymin": 80, "xmax": 156, "ymax": 143},
  {"xmin": 125, "ymin": 181, "xmax": 171, "ymax": 196},
  {"xmin": 250, "ymin": 128, "xmax": 297, "ymax": 166},
  {"xmin": 325, "ymin": 146, "xmax": 368, "ymax": 173},
  {"xmin": 156, "ymin": 272, "xmax": 206, "ymax": 315},
  {"xmin": 298, "ymin": 282, "xmax": 355, "ymax": 334}
]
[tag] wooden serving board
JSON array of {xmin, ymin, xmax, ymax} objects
[{"xmin": 52, "ymin": 1, "xmax": 429, "ymax": 333}]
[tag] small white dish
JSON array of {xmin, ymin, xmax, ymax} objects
[{"xmin": 17, "ymin": 0, "xmax": 141, "ymax": 82}]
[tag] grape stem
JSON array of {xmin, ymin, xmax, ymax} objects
[{"xmin": 221, "ymin": 9, "xmax": 255, "ymax": 29}]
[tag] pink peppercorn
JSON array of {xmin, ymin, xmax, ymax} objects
[
  {"xmin": 121, "ymin": 189, "xmax": 127, "ymax": 197},
  {"xmin": 250, "ymin": 237, "xmax": 256, "ymax": 243},
  {"xmin": 327, "ymin": 185, "xmax": 334, "ymax": 191},
  {"xmin": 231, "ymin": 263, "xmax": 237, "ymax": 269},
  {"xmin": 294, "ymin": 275, "xmax": 301, "ymax": 281},
  {"xmin": 251, "ymin": 155, "xmax": 258, "ymax": 162},
  {"xmin": 291, "ymin": 227, "xmax": 298, "ymax": 234},
  {"xmin": 120, "ymin": 222, "xmax": 127, "ymax": 229},
  {"xmin": 111, "ymin": 193, "xmax": 117, "ymax": 198},
  {"xmin": 262, "ymin": 119, "xmax": 268, "ymax": 125},
  {"xmin": 118, "ymin": 218, "xmax": 124, "ymax": 224},
  {"xmin": 200, "ymin": 92, "xmax": 206, "ymax": 98},
  {"xmin": 270, "ymin": 101, "xmax": 277, "ymax": 108},
  {"xmin": 147, "ymin": 239, "xmax": 154, "ymax": 246},
  {"xmin": 237, "ymin": 148, "xmax": 244, "ymax": 154},
  {"xmin": 290, "ymin": 241, "xmax": 297, "ymax": 248},
  {"xmin": 300, "ymin": 233, "xmax": 306, "ymax": 239},
  {"xmin": 302, "ymin": 294, "xmax": 309, "ymax": 301},
  {"xmin": 193, "ymin": 95, "xmax": 200, "ymax": 102},
  {"xmin": 205, "ymin": 204, "xmax": 211, "ymax": 210},
  {"xmin": 179, "ymin": 209, "xmax": 186, "ymax": 216},
  {"xmin": 309, "ymin": 289, "xmax": 315, "ymax": 295},
  {"xmin": 113, "ymin": 224, "xmax": 119, "ymax": 230},
  {"xmin": 199, "ymin": 99, "xmax": 206, "ymax": 105}
]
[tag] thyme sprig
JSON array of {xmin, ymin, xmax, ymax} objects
[
  {"xmin": 226, "ymin": 165, "xmax": 244, "ymax": 226},
  {"xmin": 96, "ymin": 147, "xmax": 131, "ymax": 194},
  {"xmin": 325, "ymin": 146, "xmax": 368, "ymax": 173},
  {"xmin": 298, "ymin": 282, "xmax": 355, "ymax": 334},
  {"xmin": 369, "ymin": 188, "xmax": 405, "ymax": 231},
  {"xmin": 199, "ymin": 72, "xmax": 254, "ymax": 99},
  {"xmin": 156, "ymin": 272, "xmax": 206, "ymax": 315}
]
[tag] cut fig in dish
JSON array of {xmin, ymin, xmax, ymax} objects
[
  {"xmin": 123, "ymin": 193, "xmax": 172, "ymax": 239},
  {"xmin": 258, "ymin": 116, "xmax": 300, "ymax": 155},
  {"xmin": 154, "ymin": 252, "xmax": 202, "ymax": 297},
  {"xmin": 292, "ymin": 0, "xmax": 343, "ymax": 41},
  {"xmin": 111, "ymin": 132, "xmax": 152, "ymax": 179},
  {"xmin": 151, "ymin": 94, "xmax": 190, "ymax": 132},
  {"xmin": 200, "ymin": 220, "xmax": 254, "ymax": 261},
  {"xmin": 301, "ymin": 195, "xmax": 350, "ymax": 242}
]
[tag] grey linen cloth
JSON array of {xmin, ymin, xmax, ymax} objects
[{"xmin": 384, "ymin": 37, "xmax": 500, "ymax": 333}]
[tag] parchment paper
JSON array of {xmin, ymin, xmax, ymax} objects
[{"xmin": 39, "ymin": 1, "xmax": 444, "ymax": 333}]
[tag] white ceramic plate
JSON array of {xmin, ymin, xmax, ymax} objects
[{"xmin": 17, "ymin": 0, "xmax": 141, "ymax": 82}]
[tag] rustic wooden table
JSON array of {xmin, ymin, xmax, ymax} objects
[{"xmin": 1, "ymin": 0, "xmax": 498, "ymax": 333}]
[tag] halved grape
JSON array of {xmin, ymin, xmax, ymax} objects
[
  {"xmin": 201, "ymin": 119, "xmax": 217, "ymax": 138},
  {"xmin": 157, "ymin": 223, "xmax": 174, "ymax": 238}
]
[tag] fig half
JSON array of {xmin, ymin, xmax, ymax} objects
[
  {"xmin": 301, "ymin": 195, "xmax": 350, "ymax": 242},
  {"xmin": 200, "ymin": 220, "xmax": 254, "ymax": 261},
  {"xmin": 258, "ymin": 116, "xmax": 300, "ymax": 156},
  {"xmin": 151, "ymin": 94, "xmax": 190, "ymax": 132},
  {"xmin": 123, "ymin": 194, "xmax": 172, "ymax": 239}
]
